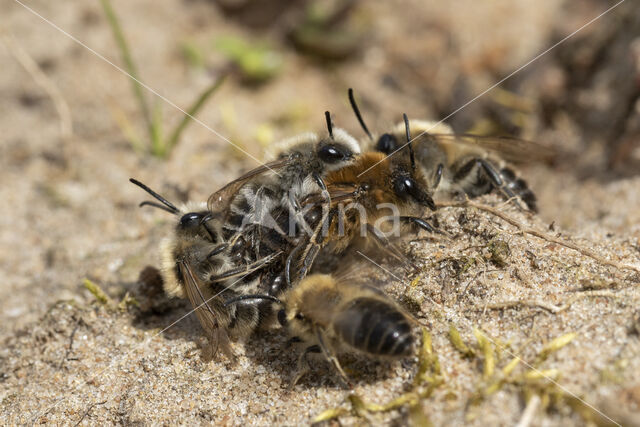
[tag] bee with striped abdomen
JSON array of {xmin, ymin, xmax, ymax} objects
[
  {"xmin": 224, "ymin": 273, "xmax": 414, "ymax": 387},
  {"xmin": 348, "ymin": 88, "xmax": 554, "ymax": 212}
]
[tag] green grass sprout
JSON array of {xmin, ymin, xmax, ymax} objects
[{"xmin": 100, "ymin": 0, "xmax": 224, "ymax": 158}]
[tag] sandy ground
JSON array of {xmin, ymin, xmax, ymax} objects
[{"xmin": 1, "ymin": 0, "xmax": 639, "ymax": 425}]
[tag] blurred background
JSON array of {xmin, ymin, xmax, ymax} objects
[{"xmin": 1, "ymin": 0, "xmax": 638, "ymax": 366}]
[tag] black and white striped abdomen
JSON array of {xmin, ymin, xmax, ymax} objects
[
  {"xmin": 452, "ymin": 157, "xmax": 538, "ymax": 212},
  {"xmin": 334, "ymin": 297, "xmax": 413, "ymax": 357},
  {"xmin": 499, "ymin": 167, "xmax": 537, "ymax": 212}
]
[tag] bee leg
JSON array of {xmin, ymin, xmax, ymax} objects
[
  {"xmin": 477, "ymin": 159, "xmax": 525, "ymax": 211},
  {"xmin": 314, "ymin": 327, "xmax": 353, "ymax": 389},
  {"xmin": 301, "ymin": 243, "xmax": 321, "ymax": 279},
  {"xmin": 206, "ymin": 243, "xmax": 229, "ymax": 259},
  {"xmin": 209, "ymin": 251, "xmax": 281, "ymax": 282},
  {"xmin": 294, "ymin": 205, "xmax": 333, "ymax": 283},
  {"xmin": 286, "ymin": 336, "xmax": 303, "ymax": 346},
  {"xmin": 285, "ymin": 242, "xmax": 306, "ymax": 287},
  {"xmin": 400, "ymin": 216, "xmax": 437, "ymax": 233},
  {"xmin": 289, "ymin": 345, "xmax": 321, "ymax": 389},
  {"xmin": 312, "ymin": 172, "xmax": 331, "ymax": 203},
  {"xmin": 433, "ymin": 163, "xmax": 444, "ymax": 189},
  {"xmin": 365, "ymin": 223, "xmax": 414, "ymax": 270}
]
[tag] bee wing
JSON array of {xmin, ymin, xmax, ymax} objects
[
  {"xmin": 178, "ymin": 260, "xmax": 221, "ymax": 337},
  {"xmin": 179, "ymin": 261, "xmax": 236, "ymax": 360},
  {"xmin": 426, "ymin": 133, "xmax": 560, "ymax": 164},
  {"xmin": 300, "ymin": 184, "xmax": 360, "ymax": 207},
  {"xmin": 207, "ymin": 157, "xmax": 291, "ymax": 213}
]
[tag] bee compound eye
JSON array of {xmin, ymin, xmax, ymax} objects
[
  {"xmin": 277, "ymin": 309, "xmax": 288, "ymax": 326},
  {"xmin": 318, "ymin": 144, "xmax": 349, "ymax": 163},
  {"xmin": 376, "ymin": 133, "xmax": 397, "ymax": 154},
  {"xmin": 395, "ymin": 176, "xmax": 436, "ymax": 210},
  {"xmin": 393, "ymin": 176, "xmax": 409, "ymax": 197},
  {"xmin": 179, "ymin": 212, "xmax": 203, "ymax": 229}
]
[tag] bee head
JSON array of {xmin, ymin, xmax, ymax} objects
[
  {"xmin": 176, "ymin": 211, "xmax": 220, "ymax": 243},
  {"xmin": 375, "ymin": 133, "xmax": 398, "ymax": 154},
  {"xmin": 375, "ymin": 115, "xmax": 416, "ymax": 168},
  {"xmin": 392, "ymin": 172, "xmax": 436, "ymax": 211}
]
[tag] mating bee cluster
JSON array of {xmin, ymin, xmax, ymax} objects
[{"xmin": 132, "ymin": 89, "xmax": 545, "ymax": 386}]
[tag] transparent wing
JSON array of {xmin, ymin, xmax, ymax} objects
[
  {"xmin": 207, "ymin": 157, "xmax": 291, "ymax": 214},
  {"xmin": 178, "ymin": 260, "xmax": 221, "ymax": 337},
  {"xmin": 178, "ymin": 260, "xmax": 235, "ymax": 359},
  {"xmin": 425, "ymin": 133, "xmax": 561, "ymax": 164}
]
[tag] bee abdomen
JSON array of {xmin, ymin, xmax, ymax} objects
[
  {"xmin": 500, "ymin": 167, "xmax": 538, "ymax": 212},
  {"xmin": 335, "ymin": 297, "xmax": 413, "ymax": 357}
]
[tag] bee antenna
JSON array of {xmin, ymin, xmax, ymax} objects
[
  {"xmin": 348, "ymin": 88, "xmax": 372, "ymax": 140},
  {"xmin": 325, "ymin": 111, "xmax": 334, "ymax": 139},
  {"xmin": 403, "ymin": 113, "xmax": 416, "ymax": 171},
  {"xmin": 139, "ymin": 201, "xmax": 179, "ymax": 214},
  {"xmin": 129, "ymin": 178, "xmax": 180, "ymax": 215}
]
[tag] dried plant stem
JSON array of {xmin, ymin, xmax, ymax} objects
[
  {"xmin": 483, "ymin": 290, "xmax": 621, "ymax": 314},
  {"xmin": 515, "ymin": 394, "xmax": 540, "ymax": 427},
  {"xmin": 2, "ymin": 34, "xmax": 73, "ymax": 139},
  {"xmin": 73, "ymin": 400, "xmax": 107, "ymax": 427},
  {"xmin": 439, "ymin": 199, "xmax": 640, "ymax": 274}
]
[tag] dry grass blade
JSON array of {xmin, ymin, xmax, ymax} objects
[
  {"xmin": 1, "ymin": 33, "xmax": 72, "ymax": 139},
  {"xmin": 439, "ymin": 199, "xmax": 640, "ymax": 274},
  {"xmin": 484, "ymin": 290, "xmax": 622, "ymax": 314}
]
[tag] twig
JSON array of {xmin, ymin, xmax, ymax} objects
[
  {"xmin": 483, "ymin": 299, "xmax": 563, "ymax": 313},
  {"xmin": 58, "ymin": 320, "xmax": 81, "ymax": 369},
  {"xmin": 74, "ymin": 400, "xmax": 107, "ymax": 426},
  {"xmin": 515, "ymin": 394, "xmax": 540, "ymax": 427},
  {"xmin": 439, "ymin": 199, "xmax": 640, "ymax": 274},
  {"xmin": 1, "ymin": 33, "xmax": 73, "ymax": 139},
  {"xmin": 482, "ymin": 290, "xmax": 622, "ymax": 314}
]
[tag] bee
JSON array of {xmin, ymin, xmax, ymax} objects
[
  {"xmin": 348, "ymin": 88, "xmax": 554, "ymax": 212},
  {"xmin": 225, "ymin": 273, "xmax": 414, "ymax": 387},
  {"xmin": 130, "ymin": 179, "xmax": 282, "ymax": 359},
  {"xmin": 208, "ymin": 111, "xmax": 360, "ymax": 240},
  {"xmin": 286, "ymin": 115, "xmax": 439, "ymax": 284},
  {"xmin": 129, "ymin": 114, "xmax": 362, "ymax": 355},
  {"xmin": 208, "ymin": 112, "xmax": 362, "ymax": 291}
]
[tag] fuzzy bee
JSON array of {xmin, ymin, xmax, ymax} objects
[
  {"xmin": 129, "ymin": 115, "xmax": 363, "ymax": 356},
  {"xmin": 206, "ymin": 112, "xmax": 363, "ymax": 291},
  {"xmin": 283, "ymin": 115, "xmax": 439, "ymax": 285},
  {"xmin": 130, "ymin": 179, "xmax": 281, "ymax": 358},
  {"xmin": 348, "ymin": 88, "xmax": 555, "ymax": 212},
  {"xmin": 208, "ymin": 111, "xmax": 360, "ymax": 238},
  {"xmin": 224, "ymin": 273, "xmax": 414, "ymax": 387}
]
